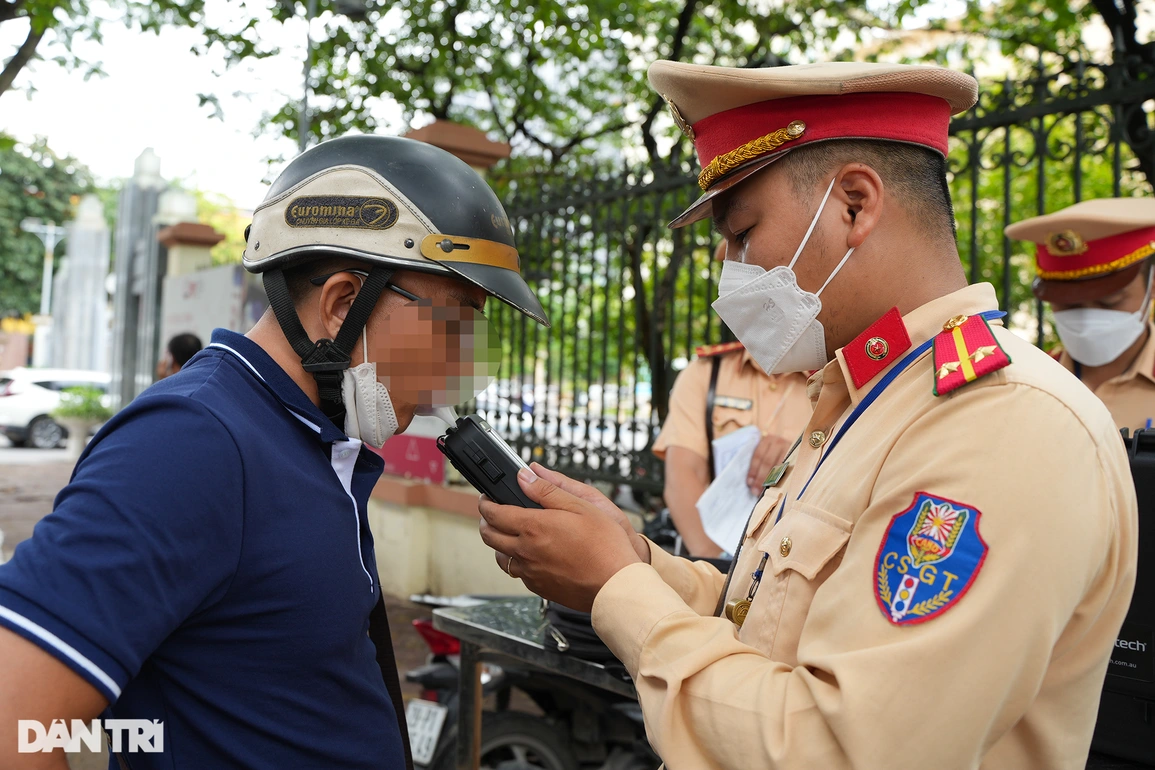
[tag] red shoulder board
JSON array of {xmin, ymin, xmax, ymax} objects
[
  {"xmin": 1048, "ymin": 348, "xmax": 1063, "ymax": 362},
  {"xmin": 695, "ymin": 341, "xmax": 745, "ymax": 358},
  {"xmin": 933, "ymin": 314, "xmax": 1012, "ymax": 396}
]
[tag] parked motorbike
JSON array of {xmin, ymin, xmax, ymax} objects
[{"xmin": 404, "ymin": 605, "xmax": 660, "ymax": 770}]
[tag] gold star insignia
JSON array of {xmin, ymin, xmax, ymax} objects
[
  {"xmin": 937, "ymin": 361, "xmax": 960, "ymax": 380},
  {"xmin": 969, "ymin": 345, "xmax": 998, "ymax": 363}
]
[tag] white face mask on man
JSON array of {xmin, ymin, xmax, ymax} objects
[
  {"xmin": 711, "ymin": 177, "xmax": 858, "ymax": 375},
  {"xmin": 341, "ymin": 329, "xmax": 400, "ymax": 448},
  {"xmin": 1052, "ymin": 269, "xmax": 1154, "ymax": 368}
]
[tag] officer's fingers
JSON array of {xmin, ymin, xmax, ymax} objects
[
  {"xmin": 531, "ymin": 463, "xmax": 607, "ymax": 504},
  {"xmin": 478, "ymin": 496, "xmax": 531, "ymax": 536},
  {"xmin": 763, "ymin": 435, "xmax": 791, "ymax": 466},
  {"xmin": 516, "ymin": 466, "xmax": 587, "ymax": 513},
  {"xmin": 479, "ymin": 516, "xmax": 519, "ymax": 556},
  {"xmin": 531, "ymin": 463, "xmax": 619, "ymax": 518},
  {"xmin": 492, "ymin": 550, "xmax": 522, "ymax": 578},
  {"xmin": 747, "ymin": 436, "xmax": 776, "ymax": 488}
]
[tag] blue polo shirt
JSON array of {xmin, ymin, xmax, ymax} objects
[{"xmin": 0, "ymin": 330, "xmax": 406, "ymax": 769}]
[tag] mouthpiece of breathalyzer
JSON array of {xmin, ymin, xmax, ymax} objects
[{"xmin": 417, "ymin": 405, "xmax": 459, "ymax": 426}]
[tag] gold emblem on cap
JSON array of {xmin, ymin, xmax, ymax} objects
[
  {"xmin": 698, "ymin": 120, "xmax": 807, "ymax": 191},
  {"xmin": 663, "ymin": 94, "xmax": 695, "ymax": 140},
  {"xmin": 1046, "ymin": 230, "xmax": 1088, "ymax": 257}
]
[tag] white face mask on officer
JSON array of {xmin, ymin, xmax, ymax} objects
[
  {"xmin": 341, "ymin": 329, "xmax": 400, "ymax": 449},
  {"xmin": 1052, "ymin": 269, "xmax": 1154, "ymax": 368},
  {"xmin": 712, "ymin": 177, "xmax": 858, "ymax": 375}
]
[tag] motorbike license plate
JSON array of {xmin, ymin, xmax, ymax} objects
[{"xmin": 406, "ymin": 698, "xmax": 449, "ymax": 766}]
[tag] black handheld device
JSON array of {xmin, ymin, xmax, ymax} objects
[{"xmin": 436, "ymin": 415, "xmax": 542, "ymax": 509}]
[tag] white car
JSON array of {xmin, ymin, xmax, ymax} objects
[{"xmin": 0, "ymin": 368, "xmax": 112, "ymax": 449}]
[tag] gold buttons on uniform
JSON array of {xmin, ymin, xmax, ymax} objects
[
  {"xmin": 780, "ymin": 537, "xmax": 792, "ymax": 557},
  {"xmin": 809, "ymin": 430, "xmax": 827, "ymax": 448}
]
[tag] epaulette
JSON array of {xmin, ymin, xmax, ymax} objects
[
  {"xmin": 1048, "ymin": 348, "xmax": 1063, "ymax": 362},
  {"xmin": 933, "ymin": 314, "xmax": 1012, "ymax": 396},
  {"xmin": 695, "ymin": 341, "xmax": 745, "ymax": 358}
]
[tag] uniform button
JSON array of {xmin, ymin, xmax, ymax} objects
[
  {"xmin": 780, "ymin": 537, "xmax": 792, "ymax": 557},
  {"xmin": 808, "ymin": 430, "xmax": 827, "ymax": 448}
]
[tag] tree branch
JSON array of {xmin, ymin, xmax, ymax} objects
[
  {"xmin": 0, "ymin": 20, "xmax": 43, "ymax": 96},
  {"xmin": 0, "ymin": 1, "xmax": 26, "ymax": 25}
]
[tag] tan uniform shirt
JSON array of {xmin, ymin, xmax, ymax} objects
[
  {"xmin": 593, "ymin": 283, "xmax": 1137, "ymax": 770},
  {"xmin": 653, "ymin": 350, "xmax": 811, "ymax": 462},
  {"xmin": 1055, "ymin": 322, "xmax": 1155, "ymax": 433}
]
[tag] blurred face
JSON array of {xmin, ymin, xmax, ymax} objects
[{"xmin": 356, "ymin": 271, "xmax": 497, "ymax": 428}]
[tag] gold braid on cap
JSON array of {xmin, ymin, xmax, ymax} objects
[
  {"xmin": 698, "ymin": 120, "xmax": 806, "ymax": 191},
  {"xmin": 1037, "ymin": 241, "xmax": 1155, "ymax": 281}
]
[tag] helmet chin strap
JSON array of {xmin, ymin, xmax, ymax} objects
[{"xmin": 263, "ymin": 265, "xmax": 395, "ymax": 428}]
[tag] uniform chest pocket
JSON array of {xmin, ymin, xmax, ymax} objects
[
  {"xmin": 763, "ymin": 505, "xmax": 851, "ymax": 580},
  {"xmin": 743, "ymin": 503, "xmax": 851, "ymax": 663}
]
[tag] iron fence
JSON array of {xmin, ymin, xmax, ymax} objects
[{"xmin": 470, "ymin": 58, "xmax": 1155, "ymax": 495}]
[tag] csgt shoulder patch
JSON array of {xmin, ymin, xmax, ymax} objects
[
  {"xmin": 874, "ymin": 492, "xmax": 988, "ymax": 626},
  {"xmin": 285, "ymin": 195, "xmax": 399, "ymax": 230}
]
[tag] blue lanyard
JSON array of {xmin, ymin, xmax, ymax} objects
[{"xmin": 794, "ymin": 310, "xmax": 1006, "ymax": 501}]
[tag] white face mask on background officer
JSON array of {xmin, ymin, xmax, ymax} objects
[
  {"xmin": 1006, "ymin": 197, "xmax": 1155, "ymax": 433},
  {"xmin": 1051, "ymin": 265, "xmax": 1153, "ymax": 367}
]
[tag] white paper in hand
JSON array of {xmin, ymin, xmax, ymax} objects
[
  {"xmin": 711, "ymin": 424, "xmax": 761, "ymax": 478},
  {"xmin": 696, "ymin": 426, "xmax": 762, "ymax": 553}
]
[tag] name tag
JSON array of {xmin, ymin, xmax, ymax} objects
[
  {"xmin": 763, "ymin": 463, "xmax": 789, "ymax": 488},
  {"xmin": 714, "ymin": 396, "xmax": 753, "ymax": 410}
]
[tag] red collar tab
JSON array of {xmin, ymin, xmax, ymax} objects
[
  {"xmin": 1035, "ymin": 226, "xmax": 1155, "ymax": 280},
  {"xmin": 844, "ymin": 307, "xmax": 913, "ymax": 390},
  {"xmin": 692, "ymin": 93, "xmax": 952, "ymax": 187},
  {"xmin": 933, "ymin": 314, "xmax": 1012, "ymax": 396},
  {"xmin": 695, "ymin": 341, "xmax": 745, "ymax": 357}
]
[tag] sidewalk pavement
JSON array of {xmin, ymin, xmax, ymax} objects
[{"xmin": 0, "ymin": 458, "xmax": 436, "ymax": 770}]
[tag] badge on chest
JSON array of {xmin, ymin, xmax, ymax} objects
[{"xmin": 874, "ymin": 492, "xmax": 988, "ymax": 626}]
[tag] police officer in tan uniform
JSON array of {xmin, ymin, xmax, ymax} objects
[
  {"xmin": 655, "ymin": 241, "xmax": 812, "ymax": 557},
  {"xmin": 1007, "ymin": 198, "xmax": 1155, "ymax": 433},
  {"xmin": 477, "ymin": 62, "xmax": 1138, "ymax": 770}
]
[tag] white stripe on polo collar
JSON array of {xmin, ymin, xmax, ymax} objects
[
  {"xmin": 0, "ymin": 605, "xmax": 121, "ymax": 698},
  {"xmin": 208, "ymin": 342, "xmax": 321, "ymax": 433}
]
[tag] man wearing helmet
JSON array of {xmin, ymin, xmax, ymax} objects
[{"xmin": 0, "ymin": 135, "xmax": 547, "ymax": 769}]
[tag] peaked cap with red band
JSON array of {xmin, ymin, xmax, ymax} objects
[
  {"xmin": 1004, "ymin": 198, "xmax": 1155, "ymax": 304},
  {"xmin": 647, "ymin": 61, "xmax": 978, "ymax": 228}
]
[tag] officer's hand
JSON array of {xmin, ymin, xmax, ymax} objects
[
  {"xmin": 527, "ymin": 463, "xmax": 649, "ymax": 563},
  {"xmin": 479, "ymin": 467, "xmax": 643, "ymax": 612},
  {"xmin": 747, "ymin": 433, "xmax": 791, "ymax": 495}
]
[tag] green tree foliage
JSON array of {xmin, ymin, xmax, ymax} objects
[
  {"xmin": 0, "ymin": 134, "xmax": 94, "ymax": 316},
  {"xmin": 193, "ymin": 190, "xmax": 249, "ymax": 266},
  {"xmin": 0, "ymin": 0, "xmax": 218, "ymax": 97}
]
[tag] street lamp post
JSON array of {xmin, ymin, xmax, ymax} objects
[{"xmin": 20, "ymin": 218, "xmax": 67, "ymax": 316}]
